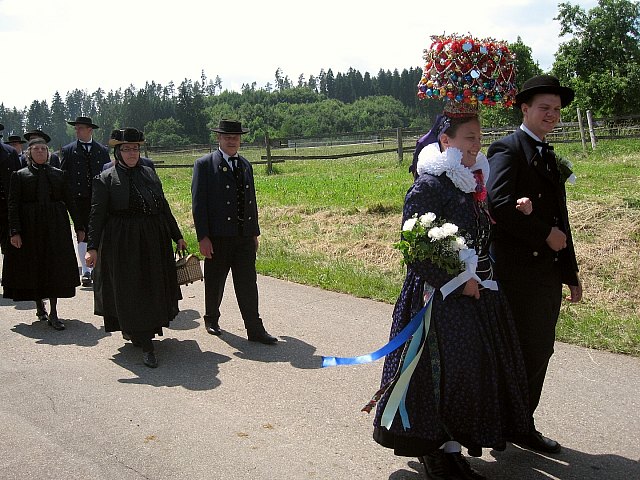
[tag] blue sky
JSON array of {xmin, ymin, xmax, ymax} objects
[{"xmin": 0, "ymin": 0, "xmax": 598, "ymax": 110}]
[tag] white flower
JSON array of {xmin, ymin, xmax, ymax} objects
[
  {"xmin": 441, "ymin": 222, "xmax": 458, "ymax": 236},
  {"xmin": 450, "ymin": 236, "xmax": 468, "ymax": 251},
  {"xmin": 428, "ymin": 226, "xmax": 446, "ymax": 240},
  {"xmin": 402, "ymin": 217, "xmax": 418, "ymax": 231},
  {"xmin": 419, "ymin": 212, "xmax": 436, "ymax": 227}
]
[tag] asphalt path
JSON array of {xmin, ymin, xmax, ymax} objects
[{"xmin": 1, "ymin": 260, "xmax": 639, "ymax": 479}]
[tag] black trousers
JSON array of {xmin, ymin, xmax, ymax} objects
[
  {"xmin": 75, "ymin": 196, "xmax": 91, "ymax": 234},
  {"xmin": 500, "ymin": 267, "xmax": 562, "ymax": 425},
  {"xmin": 203, "ymin": 235, "xmax": 265, "ymax": 335}
]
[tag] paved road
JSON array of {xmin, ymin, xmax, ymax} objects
[{"xmin": 1, "ymin": 266, "xmax": 639, "ymax": 479}]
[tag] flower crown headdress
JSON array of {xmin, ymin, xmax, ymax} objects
[{"xmin": 417, "ymin": 33, "xmax": 518, "ymax": 112}]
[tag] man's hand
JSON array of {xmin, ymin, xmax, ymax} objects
[
  {"xmin": 566, "ymin": 275, "xmax": 583, "ymax": 303},
  {"xmin": 546, "ymin": 227, "xmax": 567, "ymax": 252},
  {"xmin": 10, "ymin": 234, "xmax": 22, "ymax": 249},
  {"xmin": 199, "ymin": 236, "xmax": 213, "ymax": 259},
  {"xmin": 85, "ymin": 249, "xmax": 98, "ymax": 268},
  {"xmin": 76, "ymin": 230, "xmax": 85, "ymax": 243},
  {"xmin": 254, "ymin": 236, "xmax": 259, "ymax": 252}
]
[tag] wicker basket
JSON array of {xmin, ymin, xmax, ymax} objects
[{"xmin": 175, "ymin": 250, "xmax": 203, "ymax": 285}]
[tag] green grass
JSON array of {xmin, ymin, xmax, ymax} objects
[{"xmin": 156, "ymin": 139, "xmax": 640, "ymax": 356}]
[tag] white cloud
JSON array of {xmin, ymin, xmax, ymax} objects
[{"xmin": 0, "ymin": 0, "xmax": 598, "ymax": 109}]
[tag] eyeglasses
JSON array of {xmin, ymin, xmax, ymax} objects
[{"xmin": 120, "ymin": 146, "xmax": 140, "ymax": 153}]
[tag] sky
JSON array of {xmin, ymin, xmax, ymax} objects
[{"xmin": 0, "ymin": 0, "xmax": 598, "ymax": 110}]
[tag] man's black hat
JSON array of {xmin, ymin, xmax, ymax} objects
[
  {"xmin": 515, "ymin": 74, "xmax": 575, "ymax": 108},
  {"xmin": 67, "ymin": 116, "xmax": 100, "ymax": 129},
  {"xmin": 212, "ymin": 119, "xmax": 249, "ymax": 134},
  {"xmin": 5, "ymin": 135, "xmax": 26, "ymax": 144},
  {"xmin": 24, "ymin": 129, "xmax": 52, "ymax": 143}
]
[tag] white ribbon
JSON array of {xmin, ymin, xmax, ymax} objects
[{"xmin": 440, "ymin": 248, "xmax": 498, "ymax": 299}]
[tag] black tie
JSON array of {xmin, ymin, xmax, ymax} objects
[
  {"xmin": 80, "ymin": 142, "xmax": 91, "ymax": 153},
  {"xmin": 229, "ymin": 156, "xmax": 238, "ymax": 170},
  {"xmin": 534, "ymin": 140, "xmax": 554, "ymax": 154}
]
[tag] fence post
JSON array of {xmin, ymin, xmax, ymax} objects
[
  {"xmin": 265, "ymin": 132, "xmax": 273, "ymax": 175},
  {"xmin": 576, "ymin": 107, "xmax": 587, "ymax": 154},
  {"xmin": 586, "ymin": 110, "xmax": 597, "ymax": 150},
  {"xmin": 397, "ymin": 127, "xmax": 403, "ymax": 164}
]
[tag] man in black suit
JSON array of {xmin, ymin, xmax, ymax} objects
[
  {"xmin": 487, "ymin": 75, "xmax": 582, "ymax": 454},
  {"xmin": 5, "ymin": 135, "xmax": 26, "ymax": 157},
  {"xmin": 0, "ymin": 124, "xmax": 22, "ymax": 256},
  {"xmin": 23, "ymin": 130, "xmax": 61, "ymax": 168},
  {"xmin": 191, "ymin": 119, "xmax": 277, "ymax": 345},
  {"xmin": 60, "ymin": 116, "xmax": 110, "ymax": 286}
]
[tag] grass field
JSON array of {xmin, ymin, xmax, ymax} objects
[{"xmin": 155, "ymin": 139, "xmax": 640, "ymax": 357}]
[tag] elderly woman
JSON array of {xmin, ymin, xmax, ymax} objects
[
  {"xmin": 2, "ymin": 138, "xmax": 84, "ymax": 329},
  {"xmin": 85, "ymin": 128, "xmax": 186, "ymax": 368}
]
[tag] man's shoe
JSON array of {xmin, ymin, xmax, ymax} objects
[
  {"xmin": 418, "ymin": 450, "xmax": 460, "ymax": 480},
  {"xmin": 204, "ymin": 319, "xmax": 222, "ymax": 336},
  {"xmin": 445, "ymin": 452, "xmax": 486, "ymax": 480},
  {"xmin": 511, "ymin": 430, "xmax": 561, "ymax": 454},
  {"xmin": 247, "ymin": 331, "xmax": 278, "ymax": 345},
  {"xmin": 143, "ymin": 351, "xmax": 158, "ymax": 368},
  {"xmin": 81, "ymin": 271, "xmax": 92, "ymax": 287},
  {"xmin": 47, "ymin": 314, "xmax": 65, "ymax": 330}
]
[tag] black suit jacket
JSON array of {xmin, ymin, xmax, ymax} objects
[
  {"xmin": 1, "ymin": 143, "xmax": 21, "ymax": 203},
  {"xmin": 487, "ymin": 128, "xmax": 578, "ymax": 286},
  {"xmin": 60, "ymin": 140, "xmax": 111, "ymax": 198},
  {"xmin": 191, "ymin": 150, "xmax": 260, "ymax": 239}
]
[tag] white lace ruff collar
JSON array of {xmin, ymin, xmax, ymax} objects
[{"xmin": 416, "ymin": 143, "xmax": 490, "ymax": 193}]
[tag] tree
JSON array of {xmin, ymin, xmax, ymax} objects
[{"xmin": 553, "ymin": 0, "xmax": 640, "ymax": 116}]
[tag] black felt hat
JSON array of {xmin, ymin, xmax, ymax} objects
[
  {"xmin": 212, "ymin": 119, "xmax": 249, "ymax": 134},
  {"xmin": 24, "ymin": 129, "xmax": 52, "ymax": 143},
  {"xmin": 515, "ymin": 74, "xmax": 575, "ymax": 108},
  {"xmin": 109, "ymin": 128, "xmax": 145, "ymax": 146},
  {"xmin": 67, "ymin": 116, "xmax": 100, "ymax": 129},
  {"xmin": 5, "ymin": 135, "xmax": 26, "ymax": 144}
]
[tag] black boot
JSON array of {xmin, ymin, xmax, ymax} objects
[
  {"xmin": 418, "ymin": 450, "xmax": 461, "ymax": 480},
  {"xmin": 35, "ymin": 299, "xmax": 48, "ymax": 322},
  {"xmin": 47, "ymin": 313, "xmax": 65, "ymax": 330},
  {"xmin": 445, "ymin": 452, "xmax": 486, "ymax": 480}
]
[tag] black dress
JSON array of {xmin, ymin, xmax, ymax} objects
[
  {"xmin": 87, "ymin": 163, "xmax": 183, "ymax": 337},
  {"xmin": 2, "ymin": 163, "xmax": 81, "ymax": 300},
  {"xmin": 372, "ymin": 172, "xmax": 530, "ymax": 456}
]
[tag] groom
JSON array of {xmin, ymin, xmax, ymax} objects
[{"xmin": 486, "ymin": 75, "xmax": 582, "ymax": 454}]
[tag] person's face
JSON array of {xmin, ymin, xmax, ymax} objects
[
  {"xmin": 521, "ymin": 93, "xmax": 562, "ymax": 139},
  {"xmin": 119, "ymin": 143, "xmax": 140, "ymax": 167},
  {"xmin": 9, "ymin": 142, "xmax": 23, "ymax": 153},
  {"xmin": 218, "ymin": 133, "xmax": 241, "ymax": 156},
  {"xmin": 29, "ymin": 144, "xmax": 49, "ymax": 164},
  {"xmin": 440, "ymin": 118, "xmax": 482, "ymax": 168},
  {"xmin": 74, "ymin": 125, "xmax": 93, "ymax": 142}
]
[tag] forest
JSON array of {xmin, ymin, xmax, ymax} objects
[{"xmin": 1, "ymin": 0, "xmax": 638, "ymax": 148}]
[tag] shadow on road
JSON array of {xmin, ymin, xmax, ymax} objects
[
  {"xmin": 216, "ymin": 332, "xmax": 322, "ymax": 369},
  {"xmin": 113, "ymin": 338, "xmax": 231, "ymax": 391},
  {"xmin": 11, "ymin": 317, "xmax": 109, "ymax": 347}
]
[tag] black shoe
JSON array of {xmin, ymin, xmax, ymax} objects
[
  {"xmin": 47, "ymin": 314, "xmax": 65, "ymax": 330},
  {"xmin": 81, "ymin": 271, "xmax": 92, "ymax": 287},
  {"xmin": 247, "ymin": 331, "xmax": 278, "ymax": 345},
  {"xmin": 511, "ymin": 430, "xmax": 561, "ymax": 454},
  {"xmin": 36, "ymin": 311, "xmax": 49, "ymax": 322},
  {"xmin": 418, "ymin": 450, "xmax": 460, "ymax": 480},
  {"xmin": 445, "ymin": 452, "xmax": 486, "ymax": 480},
  {"xmin": 143, "ymin": 351, "xmax": 158, "ymax": 368},
  {"xmin": 204, "ymin": 319, "xmax": 222, "ymax": 336}
]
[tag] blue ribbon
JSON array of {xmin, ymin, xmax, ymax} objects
[{"xmin": 321, "ymin": 301, "xmax": 429, "ymax": 368}]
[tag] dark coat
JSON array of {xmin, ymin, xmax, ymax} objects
[
  {"xmin": 1, "ymin": 143, "xmax": 21, "ymax": 203},
  {"xmin": 486, "ymin": 128, "xmax": 578, "ymax": 286},
  {"xmin": 1, "ymin": 164, "xmax": 81, "ymax": 300},
  {"xmin": 191, "ymin": 150, "xmax": 260, "ymax": 239},
  {"xmin": 60, "ymin": 140, "xmax": 110, "ymax": 198}
]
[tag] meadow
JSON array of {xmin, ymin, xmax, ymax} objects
[{"xmin": 155, "ymin": 139, "xmax": 640, "ymax": 356}]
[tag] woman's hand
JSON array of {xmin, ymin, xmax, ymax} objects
[
  {"xmin": 176, "ymin": 238, "xmax": 187, "ymax": 251},
  {"xmin": 85, "ymin": 249, "xmax": 98, "ymax": 268},
  {"xmin": 10, "ymin": 234, "xmax": 22, "ymax": 249},
  {"xmin": 462, "ymin": 278, "xmax": 480, "ymax": 299}
]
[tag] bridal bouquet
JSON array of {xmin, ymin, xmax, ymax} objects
[{"xmin": 394, "ymin": 212, "xmax": 468, "ymax": 274}]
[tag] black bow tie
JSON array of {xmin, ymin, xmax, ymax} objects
[{"xmin": 534, "ymin": 140, "xmax": 554, "ymax": 152}]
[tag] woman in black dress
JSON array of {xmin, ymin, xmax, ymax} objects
[
  {"xmin": 85, "ymin": 128, "xmax": 187, "ymax": 368},
  {"xmin": 2, "ymin": 138, "xmax": 84, "ymax": 330}
]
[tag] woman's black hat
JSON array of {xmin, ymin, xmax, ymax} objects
[
  {"xmin": 67, "ymin": 116, "xmax": 100, "ymax": 129},
  {"xmin": 109, "ymin": 128, "xmax": 145, "ymax": 146},
  {"xmin": 515, "ymin": 74, "xmax": 575, "ymax": 108},
  {"xmin": 24, "ymin": 129, "xmax": 52, "ymax": 143},
  {"xmin": 212, "ymin": 119, "xmax": 249, "ymax": 134}
]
